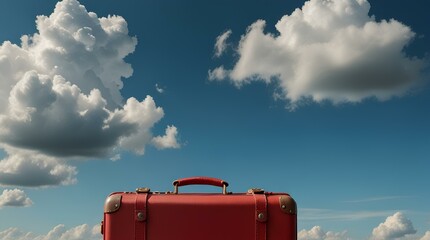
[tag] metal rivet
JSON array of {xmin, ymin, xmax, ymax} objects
[
  {"xmin": 281, "ymin": 205, "xmax": 286, "ymax": 209},
  {"xmin": 114, "ymin": 204, "xmax": 118, "ymax": 208},
  {"xmin": 137, "ymin": 212, "xmax": 144, "ymax": 221},
  {"xmin": 258, "ymin": 213, "xmax": 265, "ymax": 219}
]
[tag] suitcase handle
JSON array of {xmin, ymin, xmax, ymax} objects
[{"xmin": 173, "ymin": 176, "xmax": 229, "ymax": 194}]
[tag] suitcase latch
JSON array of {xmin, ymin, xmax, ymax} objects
[
  {"xmin": 248, "ymin": 188, "xmax": 265, "ymax": 194},
  {"xmin": 136, "ymin": 187, "xmax": 150, "ymax": 193}
]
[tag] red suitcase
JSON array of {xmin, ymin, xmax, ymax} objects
[{"xmin": 101, "ymin": 176, "xmax": 297, "ymax": 240}]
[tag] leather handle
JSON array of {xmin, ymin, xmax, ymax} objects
[{"xmin": 172, "ymin": 176, "xmax": 229, "ymax": 194}]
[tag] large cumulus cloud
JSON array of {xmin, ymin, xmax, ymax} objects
[
  {"xmin": 209, "ymin": 0, "xmax": 426, "ymax": 109},
  {"xmin": 0, "ymin": 0, "xmax": 179, "ymax": 187}
]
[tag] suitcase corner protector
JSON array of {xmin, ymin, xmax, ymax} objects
[
  {"xmin": 279, "ymin": 195, "xmax": 297, "ymax": 215},
  {"xmin": 104, "ymin": 193, "xmax": 122, "ymax": 213}
]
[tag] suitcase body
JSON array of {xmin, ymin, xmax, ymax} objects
[{"xmin": 102, "ymin": 177, "xmax": 297, "ymax": 240}]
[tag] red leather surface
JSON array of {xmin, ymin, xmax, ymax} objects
[{"xmin": 103, "ymin": 192, "xmax": 296, "ymax": 240}]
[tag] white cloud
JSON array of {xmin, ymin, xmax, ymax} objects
[
  {"xmin": 113, "ymin": 96, "xmax": 165, "ymax": 155},
  {"xmin": 0, "ymin": 227, "xmax": 35, "ymax": 240},
  {"xmin": 0, "ymin": 147, "xmax": 77, "ymax": 187},
  {"xmin": 152, "ymin": 125, "xmax": 180, "ymax": 149},
  {"xmin": 208, "ymin": 66, "xmax": 229, "ymax": 82},
  {"xmin": 214, "ymin": 29, "xmax": 232, "ymax": 57},
  {"xmin": 0, "ymin": 189, "xmax": 33, "ymax": 208},
  {"xmin": 299, "ymin": 211, "xmax": 430, "ymax": 240},
  {"xmin": 41, "ymin": 224, "xmax": 101, "ymax": 240},
  {"xmin": 0, "ymin": 0, "xmax": 179, "ymax": 186},
  {"xmin": 210, "ymin": 0, "xmax": 426, "ymax": 109},
  {"xmin": 155, "ymin": 83, "xmax": 164, "ymax": 93},
  {"xmin": 0, "ymin": 224, "xmax": 101, "ymax": 240},
  {"xmin": 298, "ymin": 226, "xmax": 350, "ymax": 240},
  {"xmin": 0, "ymin": 219, "xmax": 429, "ymax": 240},
  {"xmin": 420, "ymin": 231, "xmax": 430, "ymax": 240},
  {"xmin": 371, "ymin": 212, "xmax": 417, "ymax": 240}
]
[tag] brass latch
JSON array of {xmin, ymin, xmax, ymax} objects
[
  {"xmin": 247, "ymin": 188, "xmax": 265, "ymax": 194},
  {"xmin": 136, "ymin": 187, "xmax": 150, "ymax": 193}
]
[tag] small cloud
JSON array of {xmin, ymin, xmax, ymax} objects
[
  {"xmin": 0, "ymin": 147, "xmax": 77, "ymax": 187},
  {"xmin": 298, "ymin": 226, "xmax": 349, "ymax": 240},
  {"xmin": 152, "ymin": 125, "xmax": 180, "ymax": 149},
  {"xmin": 45, "ymin": 224, "xmax": 101, "ymax": 240},
  {"xmin": 208, "ymin": 66, "xmax": 229, "ymax": 81},
  {"xmin": 115, "ymin": 96, "xmax": 166, "ymax": 155},
  {"xmin": 109, "ymin": 154, "xmax": 120, "ymax": 161},
  {"xmin": 0, "ymin": 188, "xmax": 33, "ymax": 208},
  {"xmin": 155, "ymin": 83, "xmax": 165, "ymax": 93},
  {"xmin": 214, "ymin": 29, "xmax": 232, "ymax": 58},
  {"xmin": 371, "ymin": 212, "xmax": 417, "ymax": 240}
]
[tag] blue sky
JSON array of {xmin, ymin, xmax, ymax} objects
[{"xmin": 0, "ymin": 0, "xmax": 429, "ymax": 239}]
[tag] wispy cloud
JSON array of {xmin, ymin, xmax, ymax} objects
[
  {"xmin": 209, "ymin": 0, "xmax": 427, "ymax": 109},
  {"xmin": 0, "ymin": 0, "xmax": 179, "ymax": 187},
  {"xmin": 343, "ymin": 195, "xmax": 414, "ymax": 203},
  {"xmin": 300, "ymin": 208, "xmax": 398, "ymax": 221},
  {"xmin": 155, "ymin": 83, "xmax": 165, "ymax": 94},
  {"xmin": 213, "ymin": 29, "xmax": 232, "ymax": 58}
]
